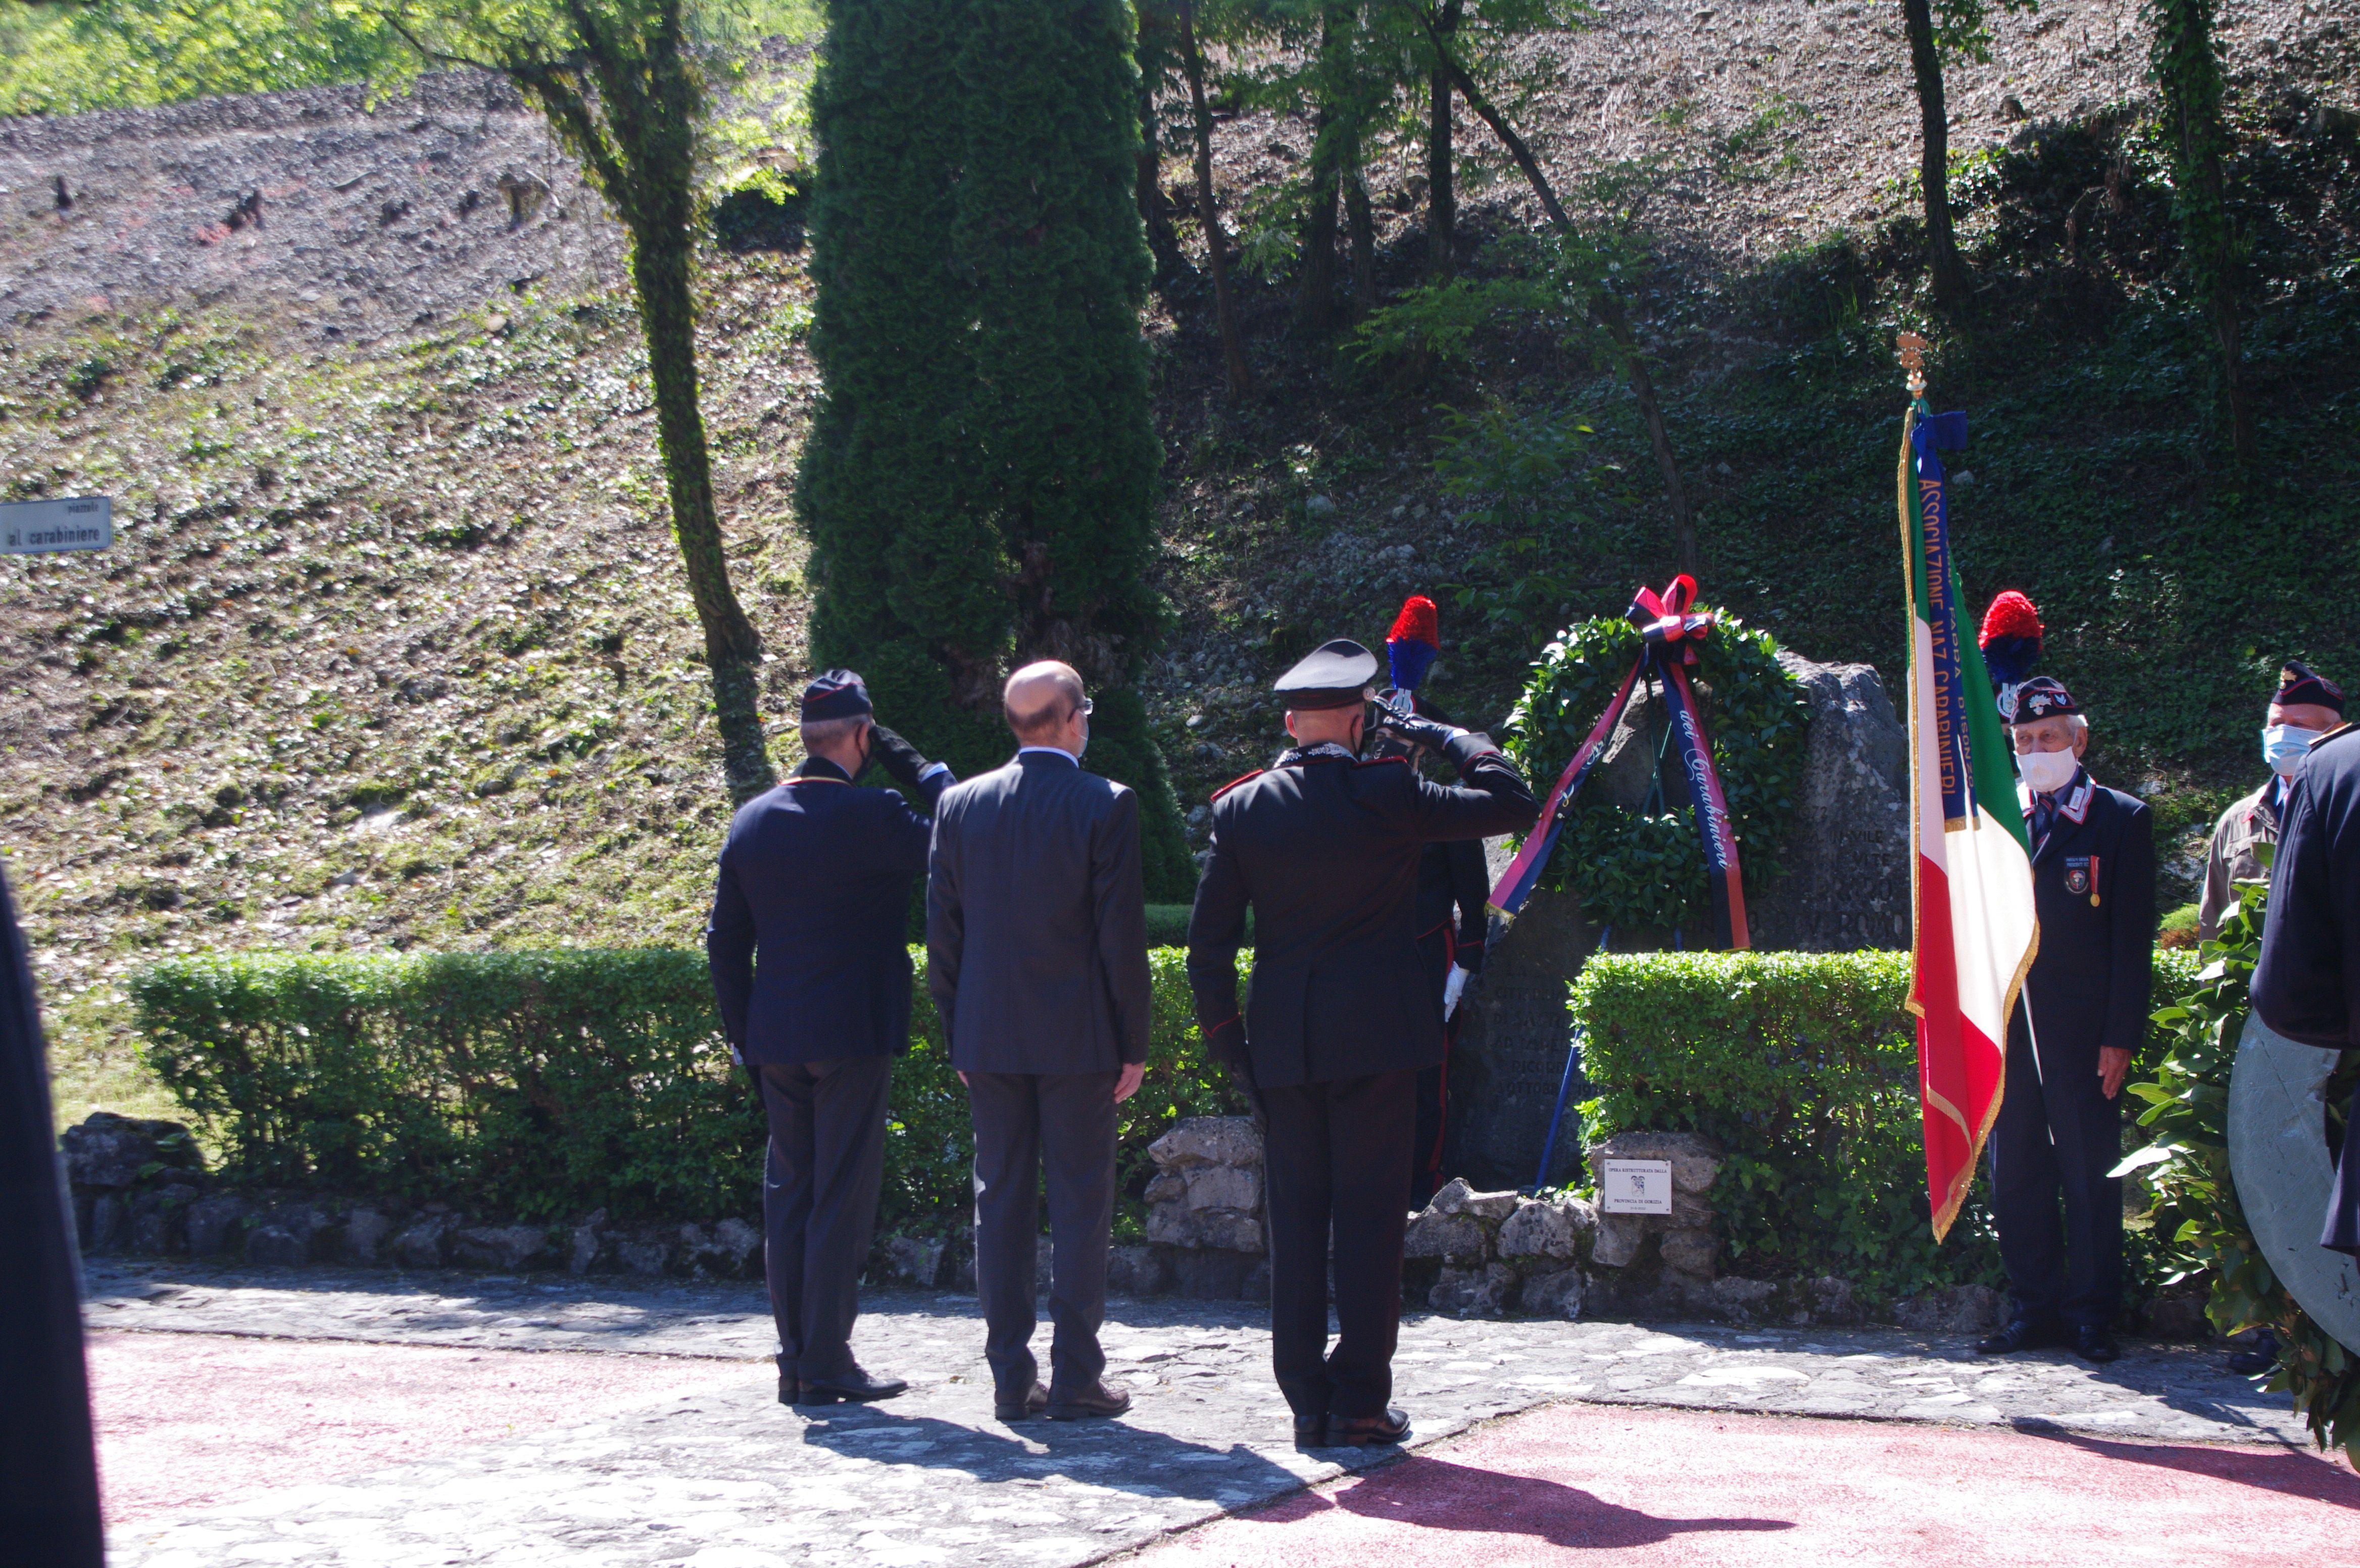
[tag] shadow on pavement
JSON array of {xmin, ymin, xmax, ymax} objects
[
  {"xmin": 797, "ymin": 1403, "xmax": 1308, "ymax": 1504},
  {"xmin": 2008, "ymin": 1422, "xmax": 2360, "ymax": 1506},
  {"xmin": 1239, "ymin": 1455, "xmax": 1796, "ymax": 1548}
]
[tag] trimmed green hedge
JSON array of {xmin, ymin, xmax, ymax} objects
[
  {"xmin": 1573, "ymin": 948, "xmax": 2201, "ymax": 1300},
  {"xmin": 131, "ymin": 948, "xmax": 1243, "ymax": 1233}
]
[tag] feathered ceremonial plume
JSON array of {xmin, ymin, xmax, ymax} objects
[
  {"xmin": 1977, "ymin": 590, "xmax": 2043, "ymax": 717},
  {"xmin": 1387, "ymin": 594, "xmax": 1441, "ymax": 692}
]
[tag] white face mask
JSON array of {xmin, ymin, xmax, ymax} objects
[
  {"xmin": 2017, "ymin": 746, "xmax": 2080, "ymax": 795},
  {"xmin": 2262, "ymin": 724, "xmax": 2315, "ymax": 777}
]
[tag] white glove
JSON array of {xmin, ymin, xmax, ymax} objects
[{"xmin": 1442, "ymin": 965, "xmax": 1472, "ymax": 1020}]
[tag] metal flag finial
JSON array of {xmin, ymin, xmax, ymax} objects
[{"xmin": 1896, "ymin": 331, "xmax": 1929, "ymax": 398}]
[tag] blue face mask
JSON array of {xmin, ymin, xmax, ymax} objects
[{"xmin": 2262, "ymin": 724, "xmax": 2315, "ymax": 777}]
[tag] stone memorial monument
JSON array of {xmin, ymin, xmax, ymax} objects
[{"xmin": 1450, "ymin": 652, "xmax": 1911, "ymax": 1190}]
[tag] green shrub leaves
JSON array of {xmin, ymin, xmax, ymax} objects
[
  {"xmin": 1574, "ymin": 948, "xmax": 2199, "ymax": 1300},
  {"xmin": 131, "ymin": 946, "xmax": 1244, "ymax": 1233}
]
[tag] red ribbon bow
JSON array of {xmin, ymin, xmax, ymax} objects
[{"xmin": 1627, "ymin": 573, "xmax": 1714, "ymax": 667}]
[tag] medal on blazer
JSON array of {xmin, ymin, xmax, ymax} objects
[{"xmin": 2066, "ymin": 855, "xmax": 2100, "ymax": 905}]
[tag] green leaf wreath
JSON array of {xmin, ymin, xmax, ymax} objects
[
  {"xmin": 1502, "ymin": 607, "xmax": 1808, "ymax": 934},
  {"xmin": 2122, "ymin": 859, "xmax": 2360, "ymax": 1465}
]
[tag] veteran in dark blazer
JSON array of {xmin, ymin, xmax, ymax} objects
[
  {"xmin": 1188, "ymin": 640, "xmax": 1537, "ymax": 1449},
  {"xmin": 928, "ymin": 661, "xmax": 1151, "ymax": 1424},
  {"xmin": 2254, "ymin": 716, "xmax": 2360, "ymax": 1258},
  {"xmin": 1977, "ymin": 676, "xmax": 2155, "ymax": 1365},
  {"xmin": 707, "ymin": 670, "xmax": 953, "ymax": 1407}
]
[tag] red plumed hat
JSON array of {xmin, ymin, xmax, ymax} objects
[
  {"xmin": 1978, "ymin": 591, "xmax": 2042, "ymax": 647},
  {"xmin": 1386, "ymin": 595, "xmax": 1441, "ymax": 691},
  {"xmin": 1388, "ymin": 596, "xmax": 1439, "ymax": 649},
  {"xmin": 1978, "ymin": 591, "xmax": 2043, "ymax": 689}
]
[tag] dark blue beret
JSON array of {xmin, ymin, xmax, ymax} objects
[
  {"xmin": 799, "ymin": 669, "xmax": 873, "ymax": 723},
  {"xmin": 2005, "ymin": 675, "xmax": 2079, "ymax": 724},
  {"xmin": 2277, "ymin": 661, "xmax": 2344, "ymax": 715}
]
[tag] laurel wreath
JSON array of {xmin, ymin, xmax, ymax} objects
[{"xmin": 1503, "ymin": 608, "xmax": 1808, "ymax": 934}]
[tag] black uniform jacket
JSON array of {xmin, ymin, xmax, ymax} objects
[
  {"xmin": 2256, "ymin": 724, "xmax": 2360, "ymax": 1053},
  {"xmin": 1186, "ymin": 733, "xmax": 1537, "ymax": 1089},
  {"xmin": 927, "ymin": 751, "xmax": 1153, "ymax": 1073},
  {"xmin": 2013, "ymin": 769, "xmax": 2156, "ymax": 1063},
  {"xmin": 2253, "ymin": 724, "xmax": 2360, "ymax": 1255},
  {"xmin": 1415, "ymin": 839, "xmax": 1491, "ymax": 1007},
  {"xmin": 705, "ymin": 757, "xmax": 947, "ymax": 1066}
]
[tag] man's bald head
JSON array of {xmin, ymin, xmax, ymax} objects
[{"xmin": 1005, "ymin": 661, "xmax": 1087, "ymax": 746}]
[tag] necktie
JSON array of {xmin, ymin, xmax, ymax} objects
[{"xmin": 2031, "ymin": 794, "xmax": 2056, "ymax": 853}]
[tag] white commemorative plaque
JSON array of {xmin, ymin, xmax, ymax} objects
[
  {"xmin": 1599, "ymin": 1158, "xmax": 1674, "ymax": 1215},
  {"xmin": 2, "ymin": 496, "xmax": 113, "ymax": 554}
]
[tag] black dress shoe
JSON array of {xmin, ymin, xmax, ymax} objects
[
  {"xmin": 797, "ymin": 1366, "xmax": 908, "ymax": 1405},
  {"xmin": 1974, "ymin": 1319, "xmax": 2057, "ymax": 1356},
  {"xmin": 1325, "ymin": 1407, "xmax": 1411, "ymax": 1447},
  {"xmin": 777, "ymin": 1370, "xmax": 800, "ymax": 1406},
  {"xmin": 1292, "ymin": 1416, "xmax": 1329, "ymax": 1450},
  {"xmin": 995, "ymin": 1381, "xmax": 1050, "ymax": 1422},
  {"xmin": 2072, "ymin": 1326, "xmax": 2122, "ymax": 1364},
  {"xmin": 1046, "ymin": 1380, "xmax": 1133, "ymax": 1420}
]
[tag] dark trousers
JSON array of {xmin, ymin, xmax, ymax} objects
[
  {"xmin": 1409, "ymin": 1059, "xmax": 1448, "ymax": 1210},
  {"xmin": 1988, "ymin": 1026, "xmax": 2123, "ymax": 1330},
  {"xmin": 757, "ymin": 1055, "xmax": 891, "ymax": 1382},
  {"xmin": 1263, "ymin": 1068, "xmax": 1416, "ymax": 1424},
  {"xmin": 967, "ymin": 1069, "xmax": 1117, "ymax": 1400}
]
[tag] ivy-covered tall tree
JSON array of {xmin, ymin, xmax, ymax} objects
[
  {"xmin": 800, "ymin": 0, "xmax": 1011, "ymax": 776},
  {"xmin": 953, "ymin": 0, "xmax": 1191, "ymax": 895},
  {"xmin": 802, "ymin": 0, "xmax": 1191, "ymax": 892},
  {"xmin": 2147, "ymin": 0, "xmax": 2255, "ymax": 461}
]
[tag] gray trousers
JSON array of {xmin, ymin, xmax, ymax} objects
[
  {"xmin": 966, "ymin": 1069, "xmax": 1117, "ymax": 1400},
  {"xmin": 757, "ymin": 1055, "xmax": 890, "ymax": 1382}
]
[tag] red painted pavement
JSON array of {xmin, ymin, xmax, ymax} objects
[
  {"xmin": 1131, "ymin": 1402, "xmax": 2360, "ymax": 1568},
  {"xmin": 87, "ymin": 1328, "xmax": 757, "ymax": 1523}
]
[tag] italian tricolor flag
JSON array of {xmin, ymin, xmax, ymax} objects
[{"xmin": 1899, "ymin": 405, "xmax": 2038, "ymax": 1241}]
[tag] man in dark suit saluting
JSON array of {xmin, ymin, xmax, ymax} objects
[
  {"xmin": 1187, "ymin": 639, "xmax": 1537, "ymax": 1449},
  {"xmin": 708, "ymin": 670, "xmax": 953, "ymax": 1406},
  {"xmin": 928, "ymin": 661, "xmax": 1151, "ymax": 1424}
]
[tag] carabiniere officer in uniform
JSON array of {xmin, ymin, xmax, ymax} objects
[{"xmin": 1186, "ymin": 639, "xmax": 1538, "ymax": 1449}]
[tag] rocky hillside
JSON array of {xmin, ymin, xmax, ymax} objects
[{"xmin": 3, "ymin": 0, "xmax": 2352, "ymax": 1122}]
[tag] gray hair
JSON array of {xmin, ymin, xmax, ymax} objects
[{"xmin": 800, "ymin": 715, "xmax": 867, "ymax": 753}]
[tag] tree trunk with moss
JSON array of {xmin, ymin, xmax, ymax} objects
[
  {"xmin": 1427, "ymin": 0, "xmax": 1461, "ymax": 279},
  {"xmin": 1902, "ymin": 0, "xmax": 1972, "ymax": 311},
  {"xmin": 629, "ymin": 233, "xmax": 772, "ymax": 802},
  {"xmin": 1179, "ymin": 0, "xmax": 1251, "ymax": 395},
  {"xmin": 1134, "ymin": 3, "xmax": 1188, "ymax": 283},
  {"xmin": 1345, "ymin": 160, "xmax": 1378, "ymax": 321},
  {"xmin": 2148, "ymin": 0, "xmax": 2255, "ymax": 461},
  {"xmin": 448, "ymin": 0, "xmax": 774, "ymax": 803},
  {"xmin": 954, "ymin": 0, "xmax": 1193, "ymax": 896}
]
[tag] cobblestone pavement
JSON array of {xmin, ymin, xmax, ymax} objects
[{"xmin": 88, "ymin": 1261, "xmax": 2319, "ymax": 1567}]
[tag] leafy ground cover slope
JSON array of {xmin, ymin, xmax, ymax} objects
[{"xmin": 3, "ymin": 0, "xmax": 2352, "ymax": 1123}]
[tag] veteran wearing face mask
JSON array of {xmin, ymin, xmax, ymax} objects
[
  {"xmin": 2199, "ymin": 662, "xmax": 2345, "ymax": 941},
  {"xmin": 1977, "ymin": 676, "xmax": 2156, "ymax": 1366}
]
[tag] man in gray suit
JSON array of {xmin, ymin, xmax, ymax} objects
[{"xmin": 928, "ymin": 661, "xmax": 1151, "ymax": 1424}]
